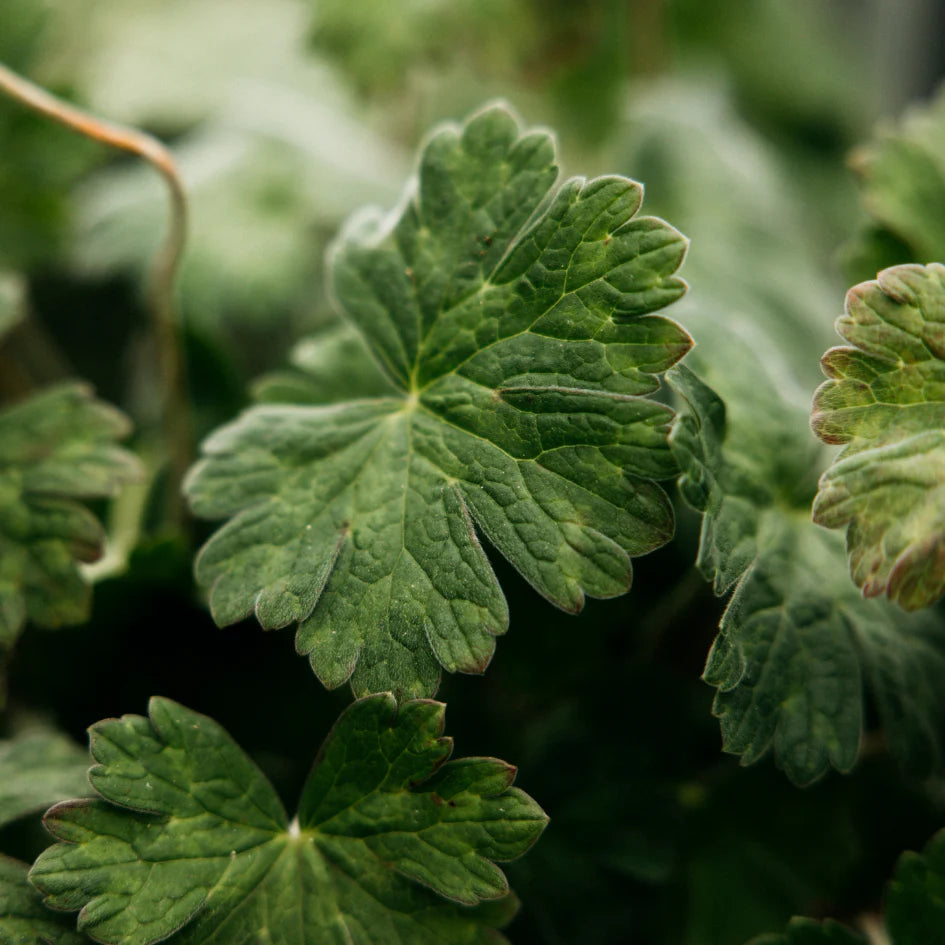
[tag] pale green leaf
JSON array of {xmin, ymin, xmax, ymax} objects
[
  {"xmin": 30, "ymin": 695, "xmax": 546, "ymax": 945},
  {"xmin": 0, "ymin": 856, "xmax": 87, "ymax": 945},
  {"xmin": 252, "ymin": 322, "xmax": 398, "ymax": 405},
  {"xmin": 0, "ymin": 384, "xmax": 142, "ymax": 668},
  {"xmin": 0, "ymin": 731, "xmax": 89, "ymax": 829},
  {"xmin": 847, "ymin": 86, "xmax": 945, "ymax": 270},
  {"xmin": 669, "ymin": 364, "xmax": 945, "ymax": 785},
  {"xmin": 186, "ymin": 104, "xmax": 691, "ymax": 699},
  {"xmin": 812, "ymin": 263, "xmax": 945, "ymax": 611}
]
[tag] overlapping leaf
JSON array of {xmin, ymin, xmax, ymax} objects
[
  {"xmin": 0, "ymin": 856, "xmax": 87, "ymax": 945},
  {"xmin": 0, "ymin": 384, "xmax": 142, "ymax": 678},
  {"xmin": 186, "ymin": 104, "xmax": 691, "ymax": 699},
  {"xmin": 669, "ymin": 364, "xmax": 945, "ymax": 786},
  {"xmin": 812, "ymin": 263, "xmax": 945, "ymax": 610},
  {"xmin": 252, "ymin": 322, "xmax": 397, "ymax": 405},
  {"xmin": 30, "ymin": 694, "xmax": 546, "ymax": 945}
]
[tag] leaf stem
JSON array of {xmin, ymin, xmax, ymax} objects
[{"xmin": 0, "ymin": 61, "xmax": 192, "ymax": 529}]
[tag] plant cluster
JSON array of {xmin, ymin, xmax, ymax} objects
[{"xmin": 3, "ymin": 3, "xmax": 945, "ymax": 943}]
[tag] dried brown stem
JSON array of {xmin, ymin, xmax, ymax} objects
[{"xmin": 0, "ymin": 61, "xmax": 192, "ymax": 528}]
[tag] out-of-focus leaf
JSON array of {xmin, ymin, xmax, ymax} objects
[
  {"xmin": 886, "ymin": 828, "xmax": 945, "ymax": 943},
  {"xmin": 812, "ymin": 264, "xmax": 945, "ymax": 611},
  {"xmin": 30, "ymin": 695, "xmax": 545, "ymax": 945},
  {"xmin": 0, "ymin": 1, "xmax": 98, "ymax": 271},
  {"xmin": 310, "ymin": 0, "xmax": 531, "ymax": 98},
  {"xmin": 0, "ymin": 385, "xmax": 142, "ymax": 692},
  {"xmin": 186, "ymin": 104, "xmax": 690, "ymax": 699},
  {"xmin": 252, "ymin": 322, "xmax": 397, "ymax": 405},
  {"xmin": 0, "ymin": 855, "xmax": 88, "ymax": 945},
  {"xmin": 748, "ymin": 917, "xmax": 865, "ymax": 945},
  {"xmin": 847, "ymin": 84, "xmax": 945, "ymax": 272},
  {"xmin": 0, "ymin": 731, "xmax": 89, "ymax": 829},
  {"xmin": 71, "ymin": 102, "xmax": 404, "ymax": 335}
]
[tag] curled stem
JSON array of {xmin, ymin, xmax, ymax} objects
[{"xmin": 0, "ymin": 61, "xmax": 192, "ymax": 528}]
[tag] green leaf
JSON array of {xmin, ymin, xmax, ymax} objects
[
  {"xmin": 186, "ymin": 104, "xmax": 691, "ymax": 699},
  {"xmin": 812, "ymin": 263, "xmax": 945, "ymax": 611},
  {"xmin": 886, "ymin": 827, "xmax": 945, "ymax": 944},
  {"xmin": 669, "ymin": 363, "xmax": 945, "ymax": 785},
  {"xmin": 0, "ymin": 855, "xmax": 87, "ymax": 945},
  {"xmin": 29, "ymin": 694, "xmax": 546, "ymax": 945},
  {"xmin": 0, "ymin": 731, "xmax": 90, "ymax": 830},
  {"xmin": 846, "ymin": 87, "xmax": 945, "ymax": 271},
  {"xmin": 0, "ymin": 384, "xmax": 142, "ymax": 680},
  {"xmin": 251, "ymin": 322, "xmax": 398, "ymax": 405},
  {"xmin": 748, "ymin": 917, "xmax": 865, "ymax": 945}
]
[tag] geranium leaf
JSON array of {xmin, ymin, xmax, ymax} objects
[
  {"xmin": 0, "ymin": 384, "xmax": 142, "ymax": 685},
  {"xmin": 185, "ymin": 103, "xmax": 691, "ymax": 698},
  {"xmin": 0, "ymin": 731, "xmax": 90, "ymax": 830},
  {"xmin": 812, "ymin": 263, "xmax": 945, "ymax": 610},
  {"xmin": 669, "ymin": 363, "xmax": 945, "ymax": 785},
  {"xmin": 29, "ymin": 695, "xmax": 546, "ymax": 945},
  {"xmin": 0, "ymin": 856, "xmax": 88, "ymax": 945}
]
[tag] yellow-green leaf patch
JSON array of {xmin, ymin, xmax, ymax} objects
[{"xmin": 812, "ymin": 263, "xmax": 945, "ymax": 610}]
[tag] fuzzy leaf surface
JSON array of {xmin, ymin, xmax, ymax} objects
[
  {"xmin": 186, "ymin": 104, "xmax": 690, "ymax": 698},
  {"xmin": 812, "ymin": 263, "xmax": 945, "ymax": 610},
  {"xmin": 0, "ymin": 731, "xmax": 89, "ymax": 829},
  {"xmin": 0, "ymin": 384, "xmax": 142, "ymax": 656},
  {"xmin": 30, "ymin": 694, "xmax": 546, "ymax": 945},
  {"xmin": 669, "ymin": 364, "xmax": 945, "ymax": 785},
  {"xmin": 0, "ymin": 856, "xmax": 87, "ymax": 945}
]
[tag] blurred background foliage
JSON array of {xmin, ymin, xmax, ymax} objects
[{"xmin": 2, "ymin": 0, "xmax": 945, "ymax": 942}]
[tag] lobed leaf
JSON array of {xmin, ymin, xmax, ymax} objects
[
  {"xmin": 29, "ymin": 695, "xmax": 547, "ymax": 945},
  {"xmin": 812, "ymin": 263, "xmax": 945, "ymax": 610},
  {"xmin": 670, "ymin": 364, "xmax": 945, "ymax": 786},
  {"xmin": 0, "ymin": 384, "xmax": 142, "ymax": 694},
  {"xmin": 186, "ymin": 103, "xmax": 691, "ymax": 699},
  {"xmin": 0, "ymin": 856, "xmax": 88, "ymax": 945}
]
